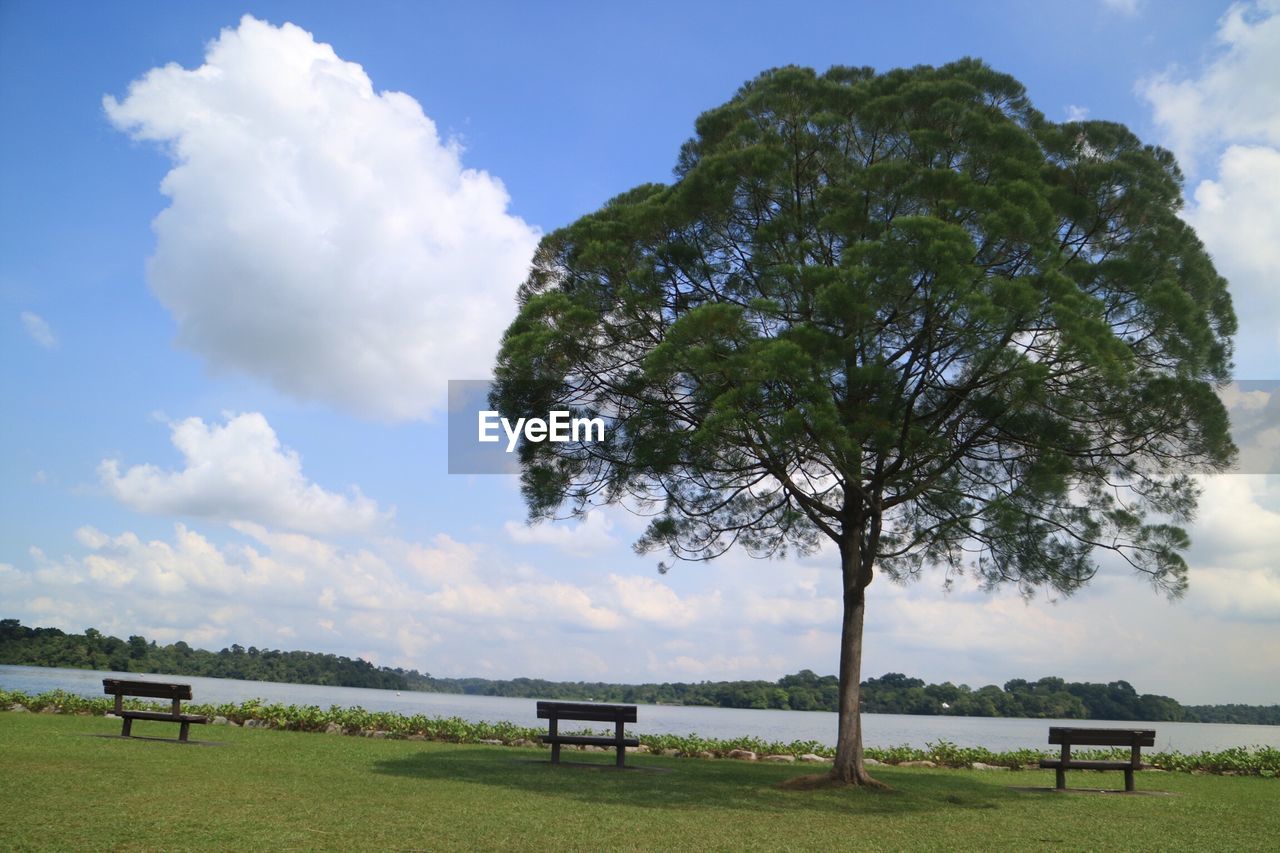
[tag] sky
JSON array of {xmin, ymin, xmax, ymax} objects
[{"xmin": 2, "ymin": 0, "xmax": 1278, "ymax": 705}]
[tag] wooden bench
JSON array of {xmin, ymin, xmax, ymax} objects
[
  {"xmin": 1039, "ymin": 727, "xmax": 1155, "ymax": 791},
  {"xmin": 537, "ymin": 701, "xmax": 639, "ymax": 768},
  {"xmin": 103, "ymin": 678, "xmax": 209, "ymax": 742}
]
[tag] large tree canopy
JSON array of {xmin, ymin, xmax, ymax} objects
[{"xmin": 492, "ymin": 59, "xmax": 1235, "ymax": 785}]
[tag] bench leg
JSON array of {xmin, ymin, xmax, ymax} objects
[
  {"xmin": 615, "ymin": 719, "xmax": 626, "ymax": 768},
  {"xmin": 121, "ymin": 717, "xmax": 133, "ymax": 738},
  {"xmin": 179, "ymin": 721, "xmax": 191, "ymax": 742},
  {"xmin": 1125, "ymin": 768, "xmax": 1134, "ymax": 792},
  {"xmin": 1055, "ymin": 767, "xmax": 1066, "ymax": 790},
  {"xmin": 549, "ymin": 717, "xmax": 560, "ymax": 765}
]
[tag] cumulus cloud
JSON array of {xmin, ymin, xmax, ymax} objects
[
  {"xmin": 1139, "ymin": 1, "xmax": 1280, "ymax": 173},
  {"xmin": 10, "ymin": 521, "xmax": 630, "ymax": 669},
  {"xmin": 1137, "ymin": 2, "xmax": 1280, "ymax": 372},
  {"xmin": 99, "ymin": 412, "xmax": 387, "ymax": 534},
  {"xmin": 20, "ymin": 311, "xmax": 56, "ymax": 349},
  {"xmin": 504, "ymin": 512, "xmax": 618, "ymax": 557},
  {"xmin": 1220, "ymin": 381, "xmax": 1280, "ymax": 473},
  {"xmin": 104, "ymin": 16, "xmax": 539, "ymax": 420},
  {"xmin": 607, "ymin": 574, "xmax": 715, "ymax": 628},
  {"xmin": 1183, "ymin": 146, "xmax": 1280, "ymax": 357}
]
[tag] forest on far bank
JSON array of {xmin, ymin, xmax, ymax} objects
[{"xmin": 3, "ymin": 619, "xmax": 1276, "ymax": 725}]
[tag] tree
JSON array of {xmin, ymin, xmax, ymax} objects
[{"xmin": 492, "ymin": 60, "xmax": 1234, "ymax": 785}]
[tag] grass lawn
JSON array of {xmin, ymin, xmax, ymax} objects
[{"xmin": 1, "ymin": 712, "xmax": 1274, "ymax": 851}]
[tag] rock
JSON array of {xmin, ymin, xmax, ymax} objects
[
  {"xmin": 727, "ymin": 749, "xmax": 758, "ymax": 761},
  {"xmin": 580, "ymin": 745, "xmax": 605, "ymax": 752},
  {"xmin": 323, "ymin": 722, "xmax": 344, "ymax": 735},
  {"xmin": 512, "ymin": 738, "xmax": 538, "ymax": 748},
  {"xmin": 970, "ymin": 762, "xmax": 1008, "ymax": 771},
  {"xmin": 242, "ymin": 719, "xmax": 262, "ymax": 728},
  {"xmin": 626, "ymin": 744, "xmax": 649, "ymax": 753},
  {"xmin": 799, "ymin": 754, "xmax": 831, "ymax": 763},
  {"xmin": 696, "ymin": 751, "xmax": 715, "ymax": 760},
  {"xmin": 478, "ymin": 738, "xmax": 503, "ymax": 745},
  {"xmin": 39, "ymin": 706, "xmax": 59, "ymax": 714},
  {"xmin": 898, "ymin": 760, "xmax": 936, "ymax": 768},
  {"xmin": 9, "ymin": 704, "xmax": 29, "ymax": 713},
  {"xmin": 407, "ymin": 734, "xmax": 427, "ymax": 741},
  {"xmin": 212, "ymin": 716, "xmax": 230, "ymax": 726},
  {"xmin": 369, "ymin": 730, "xmax": 390, "ymax": 739},
  {"xmin": 763, "ymin": 754, "xmax": 796, "ymax": 763},
  {"xmin": 863, "ymin": 758, "xmax": 881, "ymax": 766},
  {"xmin": 661, "ymin": 748, "xmax": 681, "ymax": 757}
]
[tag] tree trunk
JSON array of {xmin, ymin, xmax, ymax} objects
[{"xmin": 830, "ymin": 540, "xmax": 882, "ymax": 786}]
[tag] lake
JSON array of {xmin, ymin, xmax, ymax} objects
[{"xmin": 4, "ymin": 664, "xmax": 1276, "ymax": 753}]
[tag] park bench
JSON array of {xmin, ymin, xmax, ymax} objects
[
  {"xmin": 1039, "ymin": 726, "xmax": 1155, "ymax": 791},
  {"xmin": 103, "ymin": 678, "xmax": 209, "ymax": 742},
  {"xmin": 537, "ymin": 701, "xmax": 639, "ymax": 768}
]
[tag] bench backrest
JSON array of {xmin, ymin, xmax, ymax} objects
[
  {"xmin": 1048, "ymin": 727, "xmax": 1155, "ymax": 747},
  {"xmin": 537, "ymin": 701, "xmax": 637, "ymax": 723},
  {"xmin": 102, "ymin": 679, "xmax": 194, "ymax": 701}
]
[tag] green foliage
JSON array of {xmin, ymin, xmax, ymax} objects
[
  {"xmin": 493, "ymin": 59, "xmax": 1235, "ymax": 592},
  {"xmin": 3, "ymin": 690, "xmax": 1275, "ymax": 776},
  {"xmin": 0, "ymin": 618, "xmax": 411, "ymax": 690}
]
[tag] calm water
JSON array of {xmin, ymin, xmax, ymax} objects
[{"xmin": 4, "ymin": 664, "xmax": 1276, "ymax": 753}]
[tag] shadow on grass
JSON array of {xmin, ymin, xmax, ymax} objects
[
  {"xmin": 86, "ymin": 733, "xmax": 228, "ymax": 747},
  {"xmin": 371, "ymin": 749, "xmax": 1028, "ymax": 816}
]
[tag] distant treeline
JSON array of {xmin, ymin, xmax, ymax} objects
[
  {"xmin": 0, "ymin": 620, "xmax": 405, "ymax": 691},
  {"xmin": 2, "ymin": 619, "xmax": 1276, "ymax": 724},
  {"xmin": 410, "ymin": 670, "xmax": 1280, "ymax": 725}
]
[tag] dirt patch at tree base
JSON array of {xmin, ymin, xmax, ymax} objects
[{"xmin": 778, "ymin": 773, "xmax": 890, "ymax": 791}]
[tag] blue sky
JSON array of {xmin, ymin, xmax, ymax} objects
[{"xmin": 2, "ymin": 0, "xmax": 1278, "ymax": 704}]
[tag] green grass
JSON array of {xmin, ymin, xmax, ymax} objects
[{"xmin": 1, "ymin": 712, "xmax": 1275, "ymax": 851}]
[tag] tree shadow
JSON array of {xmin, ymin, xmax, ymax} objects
[{"xmin": 371, "ymin": 749, "xmax": 1029, "ymax": 816}]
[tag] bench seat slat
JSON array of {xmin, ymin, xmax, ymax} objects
[
  {"xmin": 536, "ymin": 701, "xmax": 637, "ymax": 722},
  {"xmin": 118, "ymin": 710, "xmax": 210, "ymax": 723},
  {"xmin": 541, "ymin": 735, "xmax": 640, "ymax": 747},
  {"xmin": 102, "ymin": 679, "xmax": 194, "ymax": 701},
  {"xmin": 1047, "ymin": 727, "xmax": 1155, "ymax": 747},
  {"xmin": 536, "ymin": 709, "xmax": 638, "ymax": 723}
]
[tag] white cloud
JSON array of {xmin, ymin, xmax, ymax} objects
[
  {"xmin": 10, "ymin": 521, "xmax": 629, "ymax": 669},
  {"xmin": 504, "ymin": 512, "xmax": 618, "ymax": 557},
  {"xmin": 99, "ymin": 412, "xmax": 387, "ymax": 534},
  {"xmin": 1139, "ymin": 1, "xmax": 1280, "ymax": 174},
  {"xmin": 1186, "ymin": 475, "xmax": 1280, "ymax": 571},
  {"xmin": 1183, "ymin": 146, "xmax": 1280, "ymax": 356},
  {"xmin": 104, "ymin": 16, "xmax": 539, "ymax": 421},
  {"xmin": 1193, "ymin": 568, "xmax": 1280, "ymax": 620},
  {"xmin": 607, "ymin": 574, "xmax": 714, "ymax": 628},
  {"xmin": 20, "ymin": 311, "xmax": 56, "ymax": 349},
  {"xmin": 1101, "ymin": 0, "xmax": 1143, "ymax": 16},
  {"xmin": 1064, "ymin": 104, "xmax": 1089, "ymax": 122},
  {"xmin": 1136, "ymin": 2, "xmax": 1280, "ymax": 373}
]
